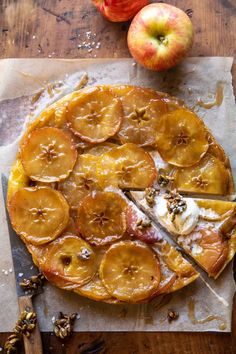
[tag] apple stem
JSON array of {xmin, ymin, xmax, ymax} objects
[{"xmin": 157, "ymin": 35, "xmax": 168, "ymax": 45}]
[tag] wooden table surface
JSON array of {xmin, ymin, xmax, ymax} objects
[{"xmin": 0, "ymin": 0, "xmax": 236, "ymax": 353}]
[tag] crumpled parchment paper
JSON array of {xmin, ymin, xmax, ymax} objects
[{"xmin": 0, "ymin": 57, "xmax": 235, "ymax": 332}]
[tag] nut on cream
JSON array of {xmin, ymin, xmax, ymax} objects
[{"xmin": 154, "ymin": 196, "xmax": 199, "ymax": 235}]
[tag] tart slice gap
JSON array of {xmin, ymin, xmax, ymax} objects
[{"xmin": 128, "ymin": 189, "xmax": 236, "ymax": 279}]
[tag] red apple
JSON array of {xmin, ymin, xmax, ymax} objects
[
  {"xmin": 92, "ymin": 0, "xmax": 149, "ymax": 22},
  {"xmin": 127, "ymin": 3, "xmax": 194, "ymax": 71}
]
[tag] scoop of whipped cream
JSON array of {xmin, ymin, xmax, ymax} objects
[{"xmin": 154, "ymin": 196, "xmax": 199, "ymax": 235}]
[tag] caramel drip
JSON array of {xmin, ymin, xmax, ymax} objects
[
  {"xmin": 188, "ymin": 299, "xmax": 227, "ymax": 330},
  {"xmin": 197, "ymin": 82, "xmax": 224, "ymax": 109}
]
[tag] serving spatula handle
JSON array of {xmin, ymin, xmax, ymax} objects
[{"xmin": 18, "ymin": 296, "xmax": 43, "ymax": 354}]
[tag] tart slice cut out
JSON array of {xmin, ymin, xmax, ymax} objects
[
  {"xmin": 67, "ymin": 86, "xmax": 123, "ymax": 143},
  {"xmin": 155, "ymin": 108, "xmax": 209, "ymax": 167},
  {"xmin": 21, "ymin": 127, "xmax": 77, "ymax": 182},
  {"xmin": 130, "ymin": 191, "xmax": 236, "ymax": 278},
  {"xmin": 76, "ymin": 191, "xmax": 128, "ymax": 247},
  {"xmin": 97, "ymin": 143, "xmax": 157, "ymax": 189},
  {"xmin": 99, "ymin": 240, "xmax": 161, "ymax": 302},
  {"xmin": 8, "ymin": 187, "xmax": 69, "ymax": 245},
  {"xmin": 183, "ymin": 226, "xmax": 229, "ymax": 278}
]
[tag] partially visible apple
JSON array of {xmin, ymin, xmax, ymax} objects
[
  {"xmin": 92, "ymin": 0, "xmax": 149, "ymax": 22},
  {"xmin": 127, "ymin": 3, "xmax": 194, "ymax": 71}
]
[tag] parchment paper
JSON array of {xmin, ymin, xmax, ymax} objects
[{"xmin": 0, "ymin": 58, "xmax": 235, "ymax": 332}]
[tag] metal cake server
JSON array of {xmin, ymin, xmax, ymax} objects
[{"xmin": 1, "ymin": 175, "xmax": 43, "ymax": 354}]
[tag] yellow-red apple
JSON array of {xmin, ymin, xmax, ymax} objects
[
  {"xmin": 128, "ymin": 3, "xmax": 194, "ymax": 71},
  {"xmin": 92, "ymin": 0, "xmax": 149, "ymax": 22}
]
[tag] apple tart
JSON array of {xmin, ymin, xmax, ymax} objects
[{"xmin": 7, "ymin": 84, "xmax": 235, "ymax": 304}]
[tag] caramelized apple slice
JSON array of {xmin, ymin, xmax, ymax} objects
[
  {"xmin": 27, "ymin": 243, "xmax": 47, "ymax": 268},
  {"xmin": 150, "ymin": 240, "xmax": 199, "ymax": 296},
  {"xmin": 75, "ymin": 273, "xmax": 112, "ymax": 301},
  {"xmin": 151, "ymin": 260, "xmax": 177, "ymax": 296},
  {"xmin": 28, "ymin": 240, "xmax": 74, "ymax": 289},
  {"xmin": 173, "ymin": 154, "xmax": 229, "ymax": 195},
  {"xmin": 99, "ymin": 241, "xmax": 160, "ymax": 302},
  {"xmin": 161, "ymin": 94, "xmax": 185, "ymax": 112},
  {"xmin": 84, "ymin": 142, "xmax": 118, "ymax": 156},
  {"xmin": 27, "ymin": 242, "xmax": 79, "ymax": 289},
  {"xmin": 113, "ymin": 86, "xmax": 167, "ymax": 146},
  {"xmin": 158, "ymin": 242, "xmax": 199, "ymax": 292},
  {"xmin": 42, "ymin": 235, "xmax": 96, "ymax": 286},
  {"xmin": 67, "ymin": 86, "xmax": 123, "ymax": 143},
  {"xmin": 207, "ymin": 134, "xmax": 229, "ymax": 166},
  {"xmin": 58, "ymin": 154, "xmax": 100, "ymax": 209},
  {"xmin": 126, "ymin": 206, "xmax": 161, "ymax": 244},
  {"xmin": 155, "ymin": 109, "xmax": 209, "ymax": 167},
  {"xmin": 97, "ymin": 143, "xmax": 157, "ymax": 188},
  {"xmin": 21, "ymin": 127, "xmax": 77, "ymax": 182},
  {"xmin": 8, "ymin": 187, "xmax": 69, "ymax": 245},
  {"xmin": 62, "ymin": 127, "xmax": 93, "ymax": 151},
  {"xmin": 184, "ymin": 227, "xmax": 229, "ymax": 278},
  {"xmin": 75, "ymin": 248, "xmax": 113, "ymax": 301},
  {"xmin": 196, "ymin": 199, "xmax": 235, "ymax": 221},
  {"xmin": 7, "ymin": 159, "xmax": 30, "ymax": 201},
  {"xmin": 76, "ymin": 191, "xmax": 127, "ymax": 246},
  {"xmin": 43, "ymin": 269, "xmax": 80, "ymax": 290}
]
